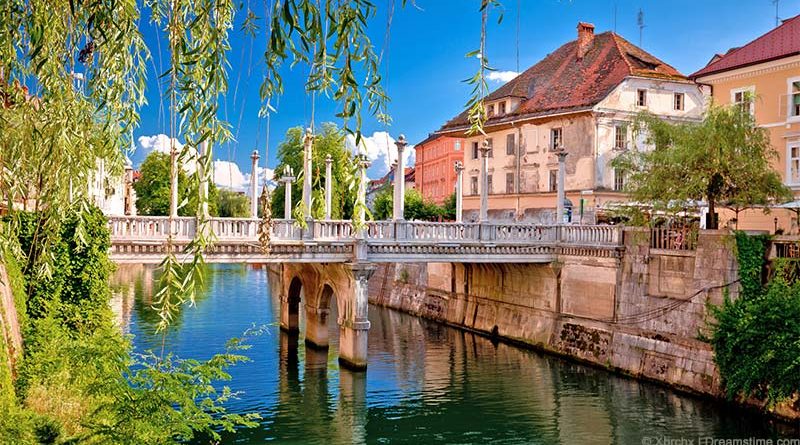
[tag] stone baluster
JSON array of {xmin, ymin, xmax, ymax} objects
[
  {"xmin": 479, "ymin": 140, "xmax": 491, "ymax": 223},
  {"xmin": 325, "ymin": 154, "xmax": 333, "ymax": 220},
  {"xmin": 356, "ymin": 154, "xmax": 370, "ymax": 244},
  {"xmin": 250, "ymin": 150, "xmax": 260, "ymax": 218},
  {"xmin": 280, "ymin": 165, "xmax": 296, "ymax": 219},
  {"xmin": 454, "ymin": 160, "xmax": 464, "ymax": 223}
]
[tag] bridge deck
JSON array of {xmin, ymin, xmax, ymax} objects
[{"xmin": 108, "ymin": 217, "xmax": 623, "ymax": 264}]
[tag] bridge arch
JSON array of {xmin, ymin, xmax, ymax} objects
[
  {"xmin": 282, "ymin": 276, "xmax": 303, "ymax": 333},
  {"xmin": 305, "ymin": 283, "xmax": 336, "ymax": 349}
]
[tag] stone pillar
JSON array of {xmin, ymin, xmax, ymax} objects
[
  {"xmin": 455, "ymin": 160, "xmax": 464, "ymax": 223},
  {"xmin": 280, "ymin": 165, "xmax": 295, "ymax": 219},
  {"xmin": 393, "ymin": 135, "xmax": 407, "ymax": 221},
  {"xmin": 356, "ymin": 155, "xmax": 370, "ymax": 233},
  {"xmin": 250, "ymin": 149, "xmax": 260, "ymax": 218},
  {"xmin": 324, "ymin": 154, "xmax": 333, "ymax": 220},
  {"xmin": 338, "ymin": 263, "xmax": 375, "ymax": 370},
  {"xmin": 198, "ymin": 140, "xmax": 210, "ymax": 219},
  {"xmin": 556, "ymin": 151, "xmax": 568, "ymax": 224},
  {"xmin": 479, "ymin": 140, "xmax": 491, "ymax": 223},
  {"xmin": 305, "ymin": 304, "xmax": 331, "ymax": 349},
  {"xmin": 390, "ymin": 161, "xmax": 398, "ymax": 220},
  {"xmin": 279, "ymin": 294, "xmax": 300, "ymax": 333},
  {"xmin": 302, "ymin": 127, "xmax": 314, "ymax": 221}
]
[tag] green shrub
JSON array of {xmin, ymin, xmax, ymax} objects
[{"xmin": 710, "ymin": 232, "xmax": 800, "ymax": 407}]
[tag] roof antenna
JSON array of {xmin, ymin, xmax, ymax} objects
[
  {"xmin": 516, "ymin": 0, "xmax": 520, "ymax": 74},
  {"xmin": 772, "ymin": 0, "xmax": 780, "ymax": 27},
  {"xmin": 613, "ymin": 3, "xmax": 617, "ymax": 33},
  {"xmin": 637, "ymin": 8, "xmax": 645, "ymax": 47}
]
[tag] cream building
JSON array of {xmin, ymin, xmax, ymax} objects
[
  {"xmin": 691, "ymin": 14, "xmax": 800, "ymax": 233},
  {"xmin": 439, "ymin": 22, "xmax": 704, "ymax": 223}
]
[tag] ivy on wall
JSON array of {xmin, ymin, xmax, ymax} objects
[{"xmin": 710, "ymin": 232, "xmax": 800, "ymax": 408}]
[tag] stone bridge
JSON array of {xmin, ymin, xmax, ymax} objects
[{"xmin": 108, "ymin": 216, "xmax": 624, "ymax": 370}]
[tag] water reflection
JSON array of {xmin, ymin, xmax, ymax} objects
[{"xmin": 110, "ymin": 264, "xmax": 796, "ymax": 445}]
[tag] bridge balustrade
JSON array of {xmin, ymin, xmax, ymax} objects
[{"xmin": 108, "ymin": 216, "xmax": 624, "ymax": 250}]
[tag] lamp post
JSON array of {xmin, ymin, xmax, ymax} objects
[{"xmin": 302, "ymin": 127, "xmax": 314, "ymax": 221}]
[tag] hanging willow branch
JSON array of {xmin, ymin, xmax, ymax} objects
[{"xmin": 0, "ymin": 0, "xmax": 148, "ymax": 279}]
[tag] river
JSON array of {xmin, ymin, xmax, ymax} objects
[{"xmin": 110, "ymin": 264, "xmax": 795, "ymax": 445}]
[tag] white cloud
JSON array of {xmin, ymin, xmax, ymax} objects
[
  {"xmin": 345, "ymin": 131, "xmax": 415, "ymax": 178},
  {"xmin": 213, "ymin": 160, "xmax": 274, "ymax": 197},
  {"xmin": 137, "ymin": 134, "xmax": 197, "ymax": 174},
  {"xmin": 487, "ymin": 70, "xmax": 519, "ymax": 83}
]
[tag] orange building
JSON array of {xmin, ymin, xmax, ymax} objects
[
  {"xmin": 691, "ymin": 14, "xmax": 800, "ymax": 233},
  {"xmin": 414, "ymin": 134, "xmax": 465, "ymax": 205}
]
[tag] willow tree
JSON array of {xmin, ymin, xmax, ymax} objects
[{"xmin": 612, "ymin": 106, "xmax": 792, "ymax": 229}]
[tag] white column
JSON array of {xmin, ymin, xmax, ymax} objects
[
  {"xmin": 393, "ymin": 135, "xmax": 407, "ymax": 221},
  {"xmin": 199, "ymin": 141, "xmax": 210, "ymax": 219},
  {"xmin": 390, "ymin": 161, "xmax": 398, "ymax": 220},
  {"xmin": 325, "ymin": 154, "xmax": 333, "ymax": 220},
  {"xmin": 302, "ymin": 127, "xmax": 314, "ymax": 220},
  {"xmin": 479, "ymin": 140, "xmax": 491, "ymax": 223},
  {"xmin": 455, "ymin": 161, "xmax": 464, "ymax": 223},
  {"xmin": 281, "ymin": 165, "xmax": 295, "ymax": 219},
  {"xmin": 250, "ymin": 150, "xmax": 260, "ymax": 218},
  {"xmin": 556, "ymin": 151, "xmax": 568, "ymax": 224},
  {"xmin": 357, "ymin": 155, "xmax": 370, "ymax": 226}
]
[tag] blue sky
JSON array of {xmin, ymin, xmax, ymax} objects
[{"xmin": 132, "ymin": 0, "xmax": 800, "ymax": 184}]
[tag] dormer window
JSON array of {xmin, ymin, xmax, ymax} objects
[
  {"xmin": 499, "ymin": 101, "xmax": 506, "ymax": 115},
  {"xmin": 636, "ymin": 89, "xmax": 647, "ymax": 107},
  {"xmin": 487, "ymin": 104, "xmax": 495, "ymax": 117}
]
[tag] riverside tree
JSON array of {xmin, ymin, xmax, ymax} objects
[
  {"xmin": 271, "ymin": 123, "xmax": 356, "ymax": 220},
  {"xmin": 612, "ymin": 106, "xmax": 791, "ymax": 228},
  {"xmin": 133, "ymin": 152, "xmax": 219, "ymax": 217}
]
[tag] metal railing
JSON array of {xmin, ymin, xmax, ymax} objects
[{"xmin": 650, "ymin": 226, "xmax": 698, "ymax": 251}]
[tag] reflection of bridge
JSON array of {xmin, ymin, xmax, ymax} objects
[
  {"xmin": 108, "ymin": 215, "xmax": 625, "ymax": 371},
  {"xmin": 108, "ymin": 216, "xmax": 624, "ymax": 264}
]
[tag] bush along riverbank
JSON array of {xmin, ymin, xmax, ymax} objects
[
  {"xmin": 709, "ymin": 231, "xmax": 800, "ymax": 418},
  {"xmin": 0, "ymin": 205, "xmax": 258, "ymax": 444}
]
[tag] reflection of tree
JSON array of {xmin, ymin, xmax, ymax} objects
[{"xmin": 111, "ymin": 263, "xmax": 218, "ymax": 335}]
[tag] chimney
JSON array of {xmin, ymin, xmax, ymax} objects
[{"xmin": 577, "ymin": 22, "xmax": 595, "ymax": 59}]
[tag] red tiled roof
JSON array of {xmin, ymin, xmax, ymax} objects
[
  {"xmin": 440, "ymin": 29, "xmax": 685, "ymax": 132},
  {"xmin": 691, "ymin": 14, "xmax": 800, "ymax": 79}
]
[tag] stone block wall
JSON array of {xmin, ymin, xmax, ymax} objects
[{"xmin": 367, "ymin": 229, "xmax": 742, "ymax": 401}]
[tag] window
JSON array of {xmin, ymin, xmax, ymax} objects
[
  {"xmin": 790, "ymin": 79, "xmax": 800, "ymax": 119},
  {"xmin": 614, "ymin": 125, "xmax": 627, "ymax": 150},
  {"xmin": 487, "ymin": 138, "xmax": 493, "ymax": 158},
  {"xmin": 488, "ymin": 104, "xmax": 495, "ymax": 117},
  {"xmin": 674, "ymin": 93, "xmax": 684, "ymax": 111},
  {"xmin": 506, "ymin": 173, "xmax": 514, "ymax": 194},
  {"xmin": 472, "ymin": 141, "xmax": 479, "ymax": 160},
  {"xmin": 506, "ymin": 133, "xmax": 516, "ymax": 155},
  {"xmin": 455, "ymin": 141, "xmax": 461, "ymax": 151},
  {"xmin": 732, "ymin": 87, "xmax": 755, "ymax": 115},
  {"xmin": 614, "ymin": 168, "xmax": 625, "ymax": 191},
  {"xmin": 487, "ymin": 174, "xmax": 493, "ymax": 195},
  {"xmin": 499, "ymin": 101, "xmax": 506, "ymax": 115},
  {"xmin": 470, "ymin": 176, "xmax": 478, "ymax": 195},
  {"xmin": 789, "ymin": 143, "xmax": 800, "ymax": 185},
  {"xmin": 550, "ymin": 128, "xmax": 563, "ymax": 151},
  {"xmin": 636, "ymin": 89, "xmax": 647, "ymax": 107},
  {"xmin": 549, "ymin": 169, "xmax": 558, "ymax": 192}
]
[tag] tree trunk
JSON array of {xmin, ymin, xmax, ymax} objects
[{"xmin": 707, "ymin": 195, "xmax": 719, "ymax": 230}]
